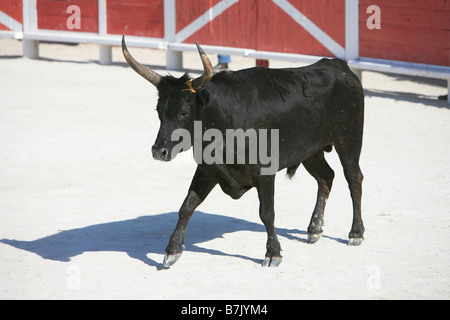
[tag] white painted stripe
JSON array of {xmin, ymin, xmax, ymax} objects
[
  {"xmin": 0, "ymin": 10, "xmax": 22, "ymax": 32},
  {"xmin": 272, "ymin": 0, "xmax": 345, "ymax": 58},
  {"xmin": 175, "ymin": 0, "xmax": 239, "ymax": 43}
]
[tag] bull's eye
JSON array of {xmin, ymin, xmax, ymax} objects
[{"xmin": 178, "ymin": 107, "xmax": 190, "ymax": 121}]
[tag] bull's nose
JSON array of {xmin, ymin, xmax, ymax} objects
[{"xmin": 152, "ymin": 146, "xmax": 170, "ymax": 161}]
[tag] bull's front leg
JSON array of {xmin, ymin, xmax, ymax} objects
[
  {"xmin": 256, "ymin": 175, "xmax": 282, "ymax": 267},
  {"xmin": 163, "ymin": 167, "xmax": 216, "ymax": 268}
]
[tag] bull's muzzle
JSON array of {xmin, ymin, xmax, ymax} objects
[{"xmin": 152, "ymin": 146, "xmax": 171, "ymax": 162}]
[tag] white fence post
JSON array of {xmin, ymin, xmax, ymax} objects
[
  {"xmin": 345, "ymin": 0, "xmax": 361, "ymax": 80},
  {"xmin": 447, "ymin": 80, "xmax": 450, "ymax": 104},
  {"xmin": 164, "ymin": 0, "xmax": 182, "ymax": 70},
  {"xmin": 99, "ymin": 44, "xmax": 112, "ymax": 65},
  {"xmin": 22, "ymin": 0, "xmax": 39, "ymax": 59},
  {"xmin": 98, "ymin": 0, "xmax": 112, "ymax": 65}
]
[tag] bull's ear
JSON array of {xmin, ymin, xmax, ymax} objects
[
  {"xmin": 193, "ymin": 88, "xmax": 210, "ymax": 116},
  {"xmin": 192, "ymin": 41, "xmax": 213, "ymax": 91}
]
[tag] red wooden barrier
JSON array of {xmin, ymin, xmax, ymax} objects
[
  {"xmin": 0, "ymin": 0, "xmax": 448, "ymax": 67},
  {"xmin": 359, "ymin": 0, "xmax": 450, "ymax": 66}
]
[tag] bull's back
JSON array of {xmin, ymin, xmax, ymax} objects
[
  {"xmin": 289, "ymin": 58, "xmax": 362, "ymax": 103},
  {"xmin": 223, "ymin": 58, "xmax": 363, "ymax": 113}
]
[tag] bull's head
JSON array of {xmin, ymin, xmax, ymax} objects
[{"xmin": 122, "ymin": 36, "xmax": 213, "ymax": 161}]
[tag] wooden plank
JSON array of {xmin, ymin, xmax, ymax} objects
[
  {"xmin": 360, "ymin": 23, "xmax": 449, "ymax": 49},
  {"xmin": 377, "ymin": 7, "xmax": 450, "ymax": 29},
  {"xmin": 360, "ymin": 0, "xmax": 450, "ymax": 11},
  {"xmin": 107, "ymin": 0, "xmax": 164, "ymax": 38},
  {"xmin": 360, "ymin": 40, "xmax": 450, "ymax": 66},
  {"xmin": 107, "ymin": 0, "xmax": 164, "ymax": 37}
]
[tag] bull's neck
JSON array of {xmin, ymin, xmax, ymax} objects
[{"xmin": 195, "ymin": 83, "xmax": 233, "ymax": 129}]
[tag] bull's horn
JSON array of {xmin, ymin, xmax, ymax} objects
[
  {"xmin": 122, "ymin": 35, "xmax": 162, "ymax": 86},
  {"xmin": 192, "ymin": 41, "xmax": 213, "ymax": 90}
]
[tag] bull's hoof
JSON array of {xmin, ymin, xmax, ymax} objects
[
  {"xmin": 262, "ymin": 256, "xmax": 282, "ymax": 267},
  {"xmin": 307, "ymin": 233, "xmax": 322, "ymax": 244},
  {"xmin": 162, "ymin": 252, "xmax": 182, "ymax": 269},
  {"xmin": 347, "ymin": 237, "xmax": 364, "ymax": 246}
]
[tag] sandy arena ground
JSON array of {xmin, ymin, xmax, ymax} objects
[{"xmin": 0, "ymin": 38, "xmax": 449, "ymax": 299}]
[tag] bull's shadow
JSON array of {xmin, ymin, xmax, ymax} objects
[{"xmin": 1, "ymin": 211, "xmax": 307, "ymax": 269}]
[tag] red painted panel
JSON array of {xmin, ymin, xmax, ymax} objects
[
  {"xmin": 0, "ymin": 0, "xmax": 22, "ymax": 31},
  {"xmin": 359, "ymin": 0, "xmax": 450, "ymax": 66},
  {"xmin": 288, "ymin": 0, "xmax": 345, "ymax": 49},
  {"xmin": 176, "ymin": 0, "xmax": 223, "ymax": 34},
  {"xmin": 177, "ymin": 0, "xmax": 345, "ymax": 57},
  {"xmin": 360, "ymin": 24, "xmax": 449, "ymax": 49},
  {"xmin": 107, "ymin": 0, "xmax": 164, "ymax": 38},
  {"xmin": 255, "ymin": 0, "xmax": 327, "ymax": 55},
  {"xmin": 178, "ymin": 0, "xmax": 257, "ymax": 49},
  {"xmin": 37, "ymin": 0, "xmax": 98, "ymax": 33},
  {"xmin": 377, "ymin": 7, "xmax": 450, "ymax": 30},
  {"xmin": 255, "ymin": 0, "xmax": 344, "ymax": 56},
  {"xmin": 360, "ymin": 40, "xmax": 449, "ymax": 66},
  {"xmin": 360, "ymin": 0, "xmax": 450, "ymax": 11}
]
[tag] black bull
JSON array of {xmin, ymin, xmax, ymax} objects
[{"xmin": 122, "ymin": 36, "xmax": 365, "ymax": 268}]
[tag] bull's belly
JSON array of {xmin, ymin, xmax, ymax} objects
[
  {"xmin": 199, "ymin": 131, "xmax": 331, "ymax": 199},
  {"xmin": 200, "ymin": 164, "xmax": 255, "ymax": 199},
  {"xmin": 278, "ymin": 136, "xmax": 332, "ymax": 169}
]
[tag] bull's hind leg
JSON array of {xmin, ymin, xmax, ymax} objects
[
  {"xmin": 303, "ymin": 150, "xmax": 335, "ymax": 244},
  {"xmin": 163, "ymin": 166, "xmax": 216, "ymax": 268},
  {"xmin": 335, "ymin": 144, "xmax": 365, "ymax": 246}
]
